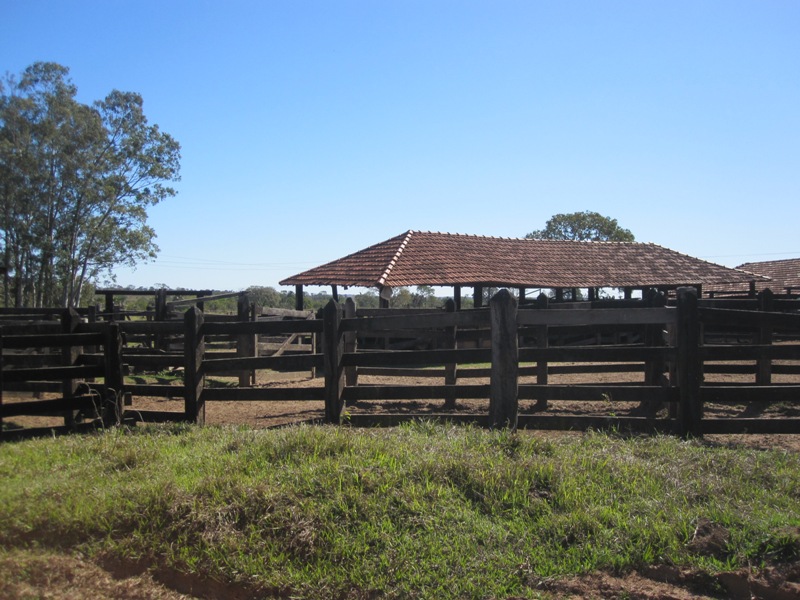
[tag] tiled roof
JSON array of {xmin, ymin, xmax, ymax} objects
[
  {"xmin": 280, "ymin": 230, "xmax": 761, "ymax": 290},
  {"xmin": 734, "ymin": 258, "xmax": 800, "ymax": 293}
]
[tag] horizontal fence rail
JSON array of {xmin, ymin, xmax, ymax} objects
[{"xmin": 2, "ymin": 288, "xmax": 799, "ymax": 438}]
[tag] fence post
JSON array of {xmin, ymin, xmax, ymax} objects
[
  {"xmin": 103, "ymin": 322, "xmax": 124, "ymax": 427},
  {"xmin": 323, "ymin": 299, "xmax": 345, "ymax": 424},
  {"xmin": 155, "ymin": 289, "xmax": 168, "ymax": 352},
  {"xmin": 490, "ymin": 289, "xmax": 518, "ymax": 429},
  {"xmin": 61, "ymin": 308, "xmax": 81, "ymax": 428},
  {"xmin": 534, "ymin": 293, "xmax": 549, "ymax": 411},
  {"xmin": 676, "ymin": 287, "xmax": 702, "ymax": 436},
  {"xmin": 443, "ymin": 298, "xmax": 458, "ymax": 410},
  {"xmin": 0, "ymin": 331, "xmax": 4, "ymax": 436},
  {"xmin": 237, "ymin": 295, "xmax": 255, "ymax": 387},
  {"xmin": 757, "ymin": 288, "xmax": 774, "ymax": 385},
  {"xmin": 184, "ymin": 306, "xmax": 205, "ymax": 425},
  {"xmin": 642, "ymin": 290, "xmax": 667, "ymax": 412},
  {"xmin": 344, "ymin": 298, "xmax": 358, "ymax": 387}
]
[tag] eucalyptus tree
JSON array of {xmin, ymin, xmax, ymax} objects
[
  {"xmin": 526, "ymin": 211, "xmax": 635, "ymax": 242},
  {"xmin": 0, "ymin": 62, "xmax": 180, "ymax": 307}
]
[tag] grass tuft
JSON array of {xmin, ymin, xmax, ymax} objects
[{"xmin": 1, "ymin": 422, "xmax": 798, "ymax": 599}]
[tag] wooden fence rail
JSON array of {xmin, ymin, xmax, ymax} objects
[{"xmin": 2, "ymin": 288, "xmax": 799, "ymax": 439}]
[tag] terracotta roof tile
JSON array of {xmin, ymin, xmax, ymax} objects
[
  {"xmin": 280, "ymin": 230, "xmax": 761, "ymax": 290},
  {"xmin": 733, "ymin": 258, "xmax": 800, "ymax": 293}
]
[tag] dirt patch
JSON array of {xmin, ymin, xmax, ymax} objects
[
  {"xmin": 0, "ymin": 549, "xmax": 195, "ymax": 600},
  {"xmin": 3, "ymin": 549, "xmax": 799, "ymax": 600},
  {"xmin": 540, "ymin": 562, "xmax": 800, "ymax": 599}
]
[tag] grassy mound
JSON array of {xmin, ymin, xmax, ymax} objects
[{"xmin": 1, "ymin": 423, "xmax": 798, "ymax": 599}]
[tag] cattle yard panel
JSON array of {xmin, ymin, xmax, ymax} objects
[{"xmin": 1, "ymin": 290, "xmax": 799, "ymax": 438}]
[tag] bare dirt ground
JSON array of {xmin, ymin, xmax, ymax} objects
[{"xmin": 3, "ymin": 366, "xmax": 799, "ymax": 599}]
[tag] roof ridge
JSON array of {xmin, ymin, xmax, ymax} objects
[
  {"xmin": 415, "ymin": 230, "xmax": 642, "ymax": 245},
  {"xmin": 378, "ymin": 230, "xmax": 414, "ymax": 286}
]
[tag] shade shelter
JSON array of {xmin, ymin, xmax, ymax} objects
[
  {"xmin": 729, "ymin": 258, "xmax": 800, "ymax": 296},
  {"xmin": 280, "ymin": 230, "xmax": 764, "ymax": 310}
]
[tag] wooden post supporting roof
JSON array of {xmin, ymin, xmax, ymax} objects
[
  {"xmin": 474, "ymin": 285, "xmax": 483, "ymax": 308},
  {"xmin": 295, "ymin": 285, "xmax": 304, "ymax": 311}
]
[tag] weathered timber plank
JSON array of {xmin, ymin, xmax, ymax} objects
[
  {"xmin": 699, "ymin": 385, "xmax": 800, "ymax": 403},
  {"xmin": 2, "ymin": 365, "xmax": 103, "ymax": 382},
  {"xmin": 2, "ymin": 382, "xmax": 61, "ymax": 393},
  {"xmin": 518, "ymin": 346, "xmax": 674, "ymax": 363},
  {"xmin": 354, "ymin": 308, "xmax": 445, "ymax": 317},
  {"xmin": 0, "ymin": 323, "xmax": 62, "ymax": 335},
  {"xmin": 125, "ymin": 384, "xmax": 183, "ymax": 397},
  {"xmin": 3, "ymin": 332, "xmax": 105, "ymax": 349},
  {"xmin": 203, "ymin": 354, "xmax": 324, "ymax": 373},
  {"xmin": 357, "ymin": 367, "xmax": 445, "ymax": 378},
  {"xmin": 1, "ymin": 354, "xmax": 58, "ymax": 368},
  {"xmin": 351, "ymin": 329, "xmax": 443, "ymax": 340},
  {"xmin": 703, "ymin": 364, "xmax": 758, "ymax": 374},
  {"xmin": 547, "ymin": 363, "xmax": 646, "ymax": 374},
  {"xmin": 517, "ymin": 307, "xmax": 677, "ymax": 327},
  {"xmin": 701, "ymin": 418, "xmax": 800, "ymax": 435},
  {"xmin": 0, "ymin": 423, "xmax": 100, "ymax": 441},
  {"xmin": 490, "ymin": 289, "xmax": 518, "ymax": 428},
  {"xmin": 1, "ymin": 395, "xmax": 101, "ymax": 418},
  {"xmin": 343, "ymin": 348, "xmax": 490, "ymax": 367},
  {"xmin": 518, "ymin": 385, "xmax": 678, "ymax": 402},
  {"xmin": 323, "ymin": 300, "xmax": 344, "ymax": 424},
  {"xmin": 343, "ymin": 384, "xmax": 490, "ymax": 401},
  {"xmin": 340, "ymin": 310, "xmax": 488, "ymax": 333},
  {"xmin": 204, "ymin": 387, "xmax": 324, "ymax": 401},
  {"xmin": 699, "ymin": 307, "xmax": 800, "ymax": 330},
  {"xmin": 701, "ymin": 345, "xmax": 800, "ymax": 360},
  {"xmin": 184, "ymin": 307, "xmax": 205, "ymax": 425}
]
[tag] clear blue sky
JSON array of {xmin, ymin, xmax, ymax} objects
[{"xmin": 3, "ymin": 1, "xmax": 799, "ymax": 293}]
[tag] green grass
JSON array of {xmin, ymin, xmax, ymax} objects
[{"xmin": 1, "ymin": 422, "xmax": 799, "ymax": 599}]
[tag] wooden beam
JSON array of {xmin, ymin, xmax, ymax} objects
[
  {"xmin": 474, "ymin": 285, "xmax": 484, "ymax": 308},
  {"xmin": 322, "ymin": 299, "xmax": 344, "ymax": 423},
  {"xmin": 489, "ymin": 289, "xmax": 518, "ymax": 429},
  {"xmin": 184, "ymin": 306, "xmax": 205, "ymax": 425}
]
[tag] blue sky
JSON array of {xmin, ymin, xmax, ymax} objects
[{"xmin": 3, "ymin": 1, "xmax": 799, "ymax": 293}]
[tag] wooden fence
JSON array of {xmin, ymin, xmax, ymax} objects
[{"xmin": 2, "ymin": 288, "xmax": 799, "ymax": 439}]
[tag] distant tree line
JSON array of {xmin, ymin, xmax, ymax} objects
[{"xmin": 101, "ymin": 285, "xmax": 454, "ymax": 314}]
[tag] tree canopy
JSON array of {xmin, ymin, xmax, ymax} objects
[
  {"xmin": 525, "ymin": 211, "xmax": 635, "ymax": 242},
  {"xmin": 0, "ymin": 62, "xmax": 181, "ymax": 307}
]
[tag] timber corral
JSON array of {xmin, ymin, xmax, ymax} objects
[{"xmin": 2, "ymin": 288, "xmax": 800, "ymax": 441}]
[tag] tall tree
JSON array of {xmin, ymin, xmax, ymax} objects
[
  {"xmin": 525, "ymin": 211, "xmax": 635, "ymax": 242},
  {"xmin": 0, "ymin": 62, "xmax": 180, "ymax": 307}
]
